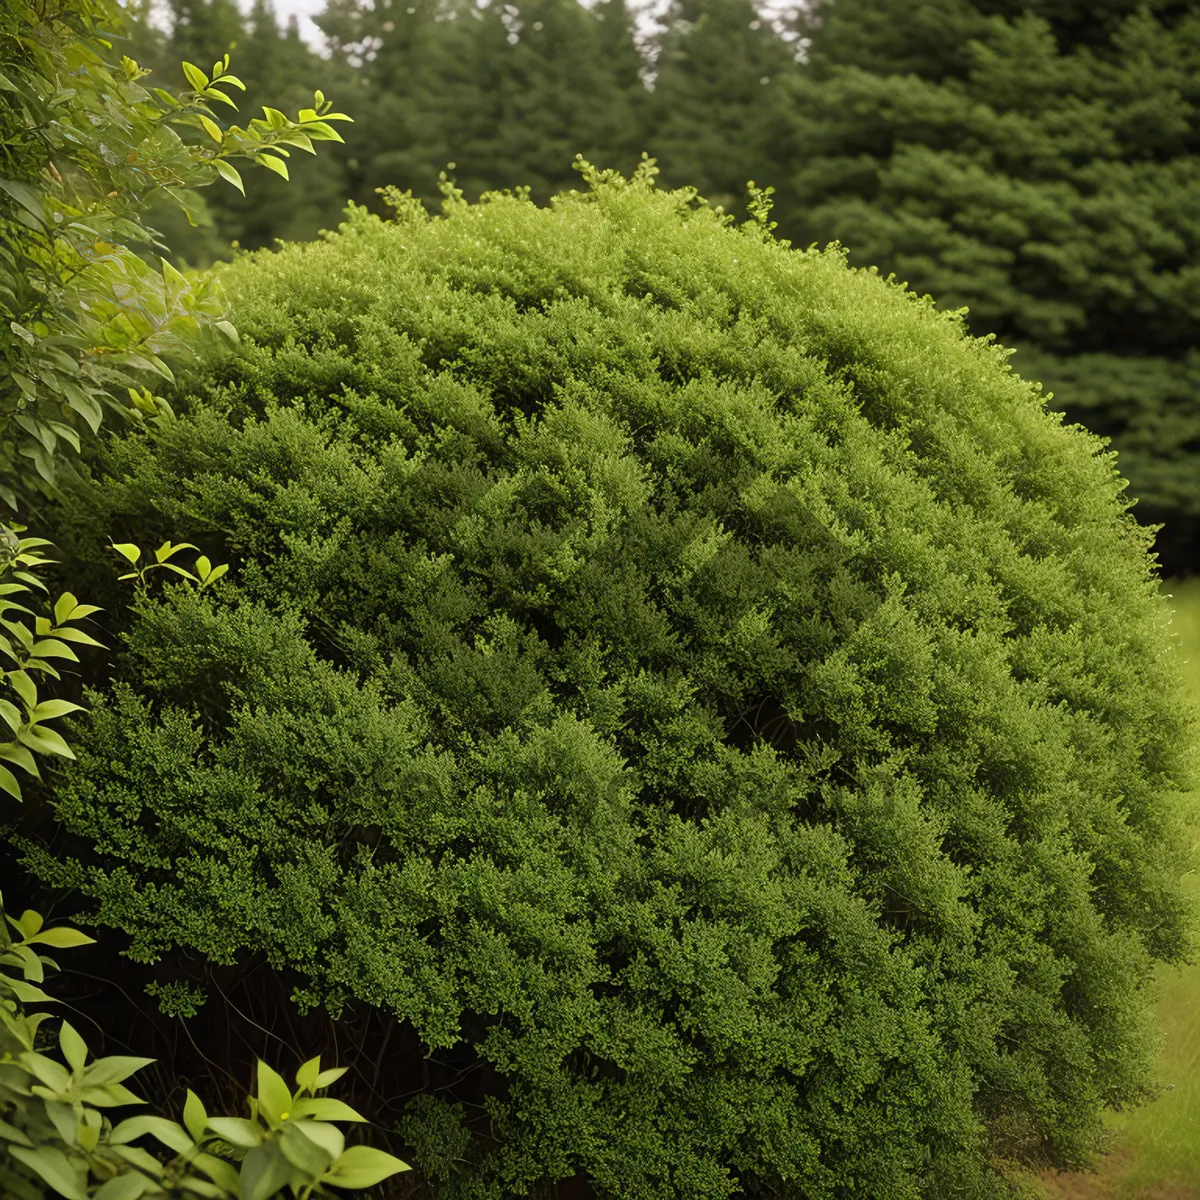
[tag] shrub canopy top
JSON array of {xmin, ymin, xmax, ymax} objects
[{"xmin": 37, "ymin": 161, "xmax": 1198, "ymax": 1199}]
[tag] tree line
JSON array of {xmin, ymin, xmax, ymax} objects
[{"xmin": 121, "ymin": 0, "xmax": 1200, "ymax": 576}]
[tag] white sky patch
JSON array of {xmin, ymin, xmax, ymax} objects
[{"xmin": 268, "ymin": 0, "xmax": 329, "ymax": 50}]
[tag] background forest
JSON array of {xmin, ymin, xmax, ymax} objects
[{"xmin": 119, "ymin": 0, "xmax": 1200, "ymax": 578}]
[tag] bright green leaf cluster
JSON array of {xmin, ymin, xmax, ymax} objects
[
  {"xmin": 110, "ymin": 541, "xmax": 228, "ymax": 593},
  {"xmin": 0, "ymin": 525, "xmax": 104, "ymax": 802},
  {"xmin": 0, "ymin": 893, "xmax": 409, "ymax": 1200}
]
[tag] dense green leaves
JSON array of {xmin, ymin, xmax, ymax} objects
[
  {"xmin": 107, "ymin": 0, "xmax": 1200, "ymax": 571},
  {"xmin": 0, "ymin": 527, "xmax": 107, "ymax": 802},
  {"xmin": 25, "ymin": 162, "xmax": 1199, "ymax": 1197}
]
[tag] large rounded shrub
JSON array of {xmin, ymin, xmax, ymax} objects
[{"xmin": 26, "ymin": 161, "xmax": 1199, "ymax": 1198}]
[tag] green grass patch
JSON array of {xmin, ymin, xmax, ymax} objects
[{"xmin": 1092, "ymin": 578, "xmax": 1200, "ymax": 1196}]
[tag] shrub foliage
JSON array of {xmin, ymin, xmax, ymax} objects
[{"xmin": 25, "ymin": 162, "xmax": 1200, "ymax": 1198}]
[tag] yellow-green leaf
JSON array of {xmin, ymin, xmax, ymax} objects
[
  {"xmin": 28, "ymin": 926, "xmax": 96, "ymax": 949},
  {"xmin": 298, "ymin": 121, "xmax": 345, "ymax": 144},
  {"xmin": 183, "ymin": 1089, "xmax": 208, "ymax": 1143},
  {"xmin": 31, "ymin": 698, "xmax": 85, "ymax": 722},
  {"xmin": 110, "ymin": 1115, "xmax": 193, "ymax": 1155},
  {"xmin": 288, "ymin": 1097, "xmax": 364, "ymax": 1123},
  {"xmin": 213, "ymin": 158, "xmax": 245, "ymax": 195},
  {"xmin": 294, "ymin": 1055, "xmax": 321, "ymax": 1091},
  {"xmin": 312, "ymin": 1066, "xmax": 348, "ymax": 1090},
  {"xmin": 202, "ymin": 86, "xmax": 239, "ymax": 109},
  {"xmin": 59, "ymin": 1020, "xmax": 88, "ymax": 1074},
  {"xmin": 9, "ymin": 1144, "xmax": 87, "ymax": 1200},
  {"xmin": 15, "ymin": 908, "xmax": 43, "ymax": 937},
  {"xmin": 198, "ymin": 114, "xmax": 222, "ymax": 143},
  {"xmin": 256, "ymin": 153, "xmax": 289, "ymax": 181},
  {"xmin": 0, "ymin": 740, "xmax": 41, "ymax": 777},
  {"xmin": 198, "ymin": 563, "xmax": 229, "ymax": 590},
  {"xmin": 256, "ymin": 1060, "xmax": 293, "ymax": 1125},
  {"xmin": 0, "ymin": 762, "xmax": 22, "ymax": 800},
  {"xmin": 18, "ymin": 724, "xmax": 75, "ymax": 758},
  {"xmin": 323, "ymin": 1145, "xmax": 410, "ymax": 1188},
  {"xmin": 181, "ymin": 61, "xmax": 208, "ymax": 90},
  {"xmin": 7, "ymin": 670, "xmax": 36, "ymax": 709},
  {"xmin": 155, "ymin": 540, "xmax": 197, "ymax": 563},
  {"xmin": 205, "ymin": 1117, "xmax": 263, "ymax": 1148},
  {"xmin": 28, "ymin": 639, "xmax": 79, "ymax": 661}
]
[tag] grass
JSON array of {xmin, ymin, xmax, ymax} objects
[{"xmin": 1034, "ymin": 578, "xmax": 1200, "ymax": 1199}]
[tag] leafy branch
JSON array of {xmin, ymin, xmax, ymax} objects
[
  {"xmin": 0, "ymin": 2, "xmax": 352, "ymax": 510},
  {"xmin": 0, "ymin": 525, "xmax": 103, "ymax": 802},
  {"xmin": 109, "ymin": 541, "xmax": 227, "ymax": 593},
  {"xmin": 0, "ymin": 893, "xmax": 410, "ymax": 1199}
]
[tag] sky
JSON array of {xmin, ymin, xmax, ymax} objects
[{"xmin": 266, "ymin": 0, "xmax": 331, "ymax": 49}]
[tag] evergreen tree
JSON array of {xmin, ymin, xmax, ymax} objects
[
  {"xmin": 162, "ymin": 0, "xmax": 244, "ymax": 66},
  {"xmin": 648, "ymin": 0, "xmax": 800, "ymax": 218},
  {"xmin": 220, "ymin": 0, "xmax": 355, "ymax": 251},
  {"xmin": 782, "ymin": 0, "xmax": 1200, "ymax": 572},
  {"xmin": 464, "ymin": 0, "xmax": 648, "ymax": 200},
  {"xmin": 320, "ymin": 0, "xmax": 648, "ymax": 213},
  {"xmin": 317, "ymin": 0, "xmax": 489, "ymax": 212}
]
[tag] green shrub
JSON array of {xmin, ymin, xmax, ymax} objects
[{"xmin": 24, "ymin": 160, "xmax": 1200, "ymax": 1199}]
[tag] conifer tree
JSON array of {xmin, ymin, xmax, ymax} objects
[
  {"xmin": 317, "ymin": 0, "xmax": 493, "ymax": 211},
  {"xmin": 322, "ymin": 0, "xmax": 648, "ymax": 212},
  {"xmin": 782, "ymin": 0, "xmax": 1200, "ymax": 572},
  {"xmin": 163, "ymin": 0, "xmax": 244, "ymax": 66},
  {"xmin": 648, "ymin": 0, "xmax": 799, "ymax": 217},
  {"xmin": 464, "ymin": 0, "xmax": 648, "ymax": 201}
]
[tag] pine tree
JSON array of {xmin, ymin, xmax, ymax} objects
[
  {"xmin": 317, "ymin": 0, "xmax": 490, "ymax": 212},
  {"xmin": 781, "ymin": 0, "xmax": 1200, "ymax": 572},
  {"xmin": 325, "ymin": 0, "xmax": 648, "ymax": 213},
  {"xmin": 462, "ymin": 0, "xmax": 648, "ymax": 201},
  {"xmin": 647, "ymin": 0, "xmax": 800, "ymax": 218}
]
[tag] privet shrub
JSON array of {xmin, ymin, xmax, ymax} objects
[{"xmin": 25, "ymin": 161, "xmax": 1199, "ymax": 1199}]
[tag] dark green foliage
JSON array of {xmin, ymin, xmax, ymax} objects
[
  {"xmin": 317, "ymin": 0, "xmax": 647, "ymax": 215},
  {"xmin": 782, "ymin": 0, "xmax": 1200, "ymax": 573},
  {"xmin": 29, "ymin": 165, "xmax": 1199, "ymax": 1198},
  {"xmin": 646, "ymin": 0, "xmax": 801, "ymax": 220}
]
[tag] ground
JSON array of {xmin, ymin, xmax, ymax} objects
[{"xmin": 1024, "ymin": 578, "xmax": 1200, "ymax": 1199}]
